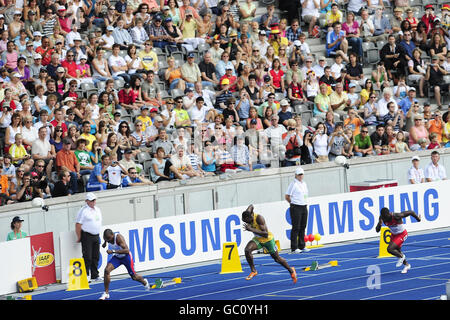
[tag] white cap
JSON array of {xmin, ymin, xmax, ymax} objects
[
  {"xmin": 280, "ymin": 99, "xmax": 289, "ymax": 106},
  {"xmin": 33, "ymin": 53, "xmax": 42, "ymax": 59},
  {"xmin": 86, "ymin": 192, "xmax": 97, "ymax": 201},
  {"xmin": 412, "ymin": 155, "xmax": 420, "ymax": 161},
  {"xmin": 293, "ymin": 40, "xmax": 301, "ymax": 46},
  {"xmin": 33, "ymin": 31, "xmax": 42, "ymax": 37},
  {"xmin": 73, "ymin": 35, "xmax": 82, "ymax": 41},
  {"xmin": 295, "ymin": 167, "xmax": 304, "ymax": 175},
  {"xmin": 106, "ymin": 26, "xmax": 114, "ymax": 31},
  {"xmin": 78, "ymin": 54, "xmax": 87, "ymax": 61}
]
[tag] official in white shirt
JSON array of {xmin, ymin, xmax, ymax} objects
[
  {"xmin": 285, "ymin": 167, "xmax": 310, "ymax": 253},
  {"xmin": 425, "ymin": 151, "xmax": 447, "ymax": 182},
  {"xmin": 408, "ymin": 155, "xmax": 425, "ymax": 184},
  {"xmin": 75, "ymin": 192, "xmax": 103, "ymax": 282}
]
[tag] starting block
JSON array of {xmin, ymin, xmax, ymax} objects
[
  {"xmin": 151, "ymin": 277, "xmax": 182, "ymax": 289},
  {"xmin": 303, "ymin": 260, "xmax": 338, "ymax": 272}
]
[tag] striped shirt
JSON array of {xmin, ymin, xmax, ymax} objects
[
  {"xmin": 41, "ymin": 18, "xmax": 58, "ymax": 37},
  {"xmin": 230, "ymin": 144, "xmax": 250, "ymax": 165}
]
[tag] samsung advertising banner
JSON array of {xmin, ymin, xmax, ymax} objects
[{"xmin": 59, "ymin": 180, "xmax": 450, "ymax": 283}]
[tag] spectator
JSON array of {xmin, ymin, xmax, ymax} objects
[
  {"xmin": 427, "ymin": 132, "xmax": 441, "ymax": 150},
  {"xmin": 345, "ymin": 52, "xmax": 365, "ymax": 87},
  {"xmin": 353, "ymin": 125, "xmax": 374, "ymax": 157},
  {"xmin": 326, "ymin": 22, "xmax": 348, "ymax": 59},
  {"xmin": 422, "ymin": 5, "xmax": 437, "ymax": 34},
  {"xmin": 313, "ymin": 83, "xmax": 331, "ymax": 117},
  {"xmin": 398, "ymin": 30, "xmax": 416, "ymax": 75},
  {"xmin": 408, "ymin": 155, "xmax": 425, "ymax": 184},
  {"xmin": 330, "ymin": 82, "xmax": 350, "ymax": 116},
  {"xmin": 377, "ymin": 88, "xmax": 398, "ymax": 118},
  {"xmin": 300, "ymin": 129, "xmax": 315, "ymax": 164},
  {"xmin": 407, "ymin": 48, "xmax": 426, "ymax": 98},
  {"xmin": 391, "ymin": 7, "xmax": 404, "ymax": 34},
  {"xmin": 344, "ymin": 108, "xmax": 365, "ymax": 137},
  {"xmin": 424, "ymin": 150, "xmax": 447, "ymax": 182},
  {"xmin": 170, "ymin": 145, "xmax": 200, "ymax": 179},
  {"xmin": 327, "ymin": 122, "xmax": 350, "ymax": 162},
  {"xmin": 151, "ymin": 146, "xmax": 184, "ymax": 183},
  {"xmin": 86, "ymin": 154, "xmax": 111, "ymax": 191},
  {"xmin": 370, "ymin": 6, "xmax": 392, "ymax": 42},
  {"xmin": 108, "ymin": 43, "xmax": 130, "ymax": 83},
  {"xmin": 230, "ymin": 135, "xmax": 265, "ymax": 171},
  {"xmin": 122, "ymin": 167, "xmax": 153, "ymax": 187},
  {"xmin": 427, "ymin": 110, "xmax": 444, "ymax": 145},
  {"xmin": 383, "ymin": 101, "xmax": 404, "ymax": 132},
  {"xmin": 312, "ymin": 122, "xmax": 329, "ymax": 162},
  {"xmin": 370, "ymin": 124, "xmax": 388, "ymax": 154},
  {"xmin": 56, "ymin": 138, "xmax": 82, "ymax": 194},
  {"xmin": 52, "ymin": 168, "xmax": 72, "ymax": 197},
  {"xmin": 425, "ymin": 55, "xmax": 449, "ymax": 108},
  {"xmin": 342, "ymin": 11, "xmax": 363, "ymax": 58},
  {"xmin": 16, "ymin": 171, "xmax": 43, "ymax": 202},
  {"xmin": 6, "ymin": 216, "xmax": 27, "ymax": 241},
  {"xmin": 74, "ymin": 138, "xmax": 95, "ymax": 177},
  {"xmin": 301, "ymin": 0, "xmax": 320, "ymax": 37},
  {"xmin": 409, "ymin": 114, "xmax": 429, "ymax": 151}
]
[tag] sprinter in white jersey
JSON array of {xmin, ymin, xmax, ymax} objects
[{"xmin": 99, "ymin": 229, "xmax": 150, "ymax": 300}]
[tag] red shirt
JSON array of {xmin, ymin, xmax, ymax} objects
[
  {"xmin": 50, "ymin": 120, "xmax": 68, "ymax": 135},
  {"xmin": 61, "ymin": 60, "xmax": 78, "ymax": 78},
  {"xmin": 219, "ymin": 75, "xmax": 237, "ymax": 92},
  {"xmin": 118, "ymin": 89, "xmax": 136, "ymax": 105},
  {"xmin": 270, "ymin": 69, "xmax": 284, "ymax": 89},
  {"xmin": 35, "ymin": 46, "xmax": 54, "ymax": 66}
]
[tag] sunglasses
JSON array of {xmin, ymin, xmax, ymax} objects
[{"xmin": 362, "ymin": 131, "xmax": 368, "ymax": 133}]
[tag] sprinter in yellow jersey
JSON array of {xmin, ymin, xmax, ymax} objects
[{"xmin": 242, "ymin": 204, "xmax": 297, "ymax": 283}]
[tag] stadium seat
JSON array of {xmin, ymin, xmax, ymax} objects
[
  {"xmin": 114, "ymin": 78, "xmax": 125, "ymax": 90},
  {"xmin": 171, "ymin": 88, "xmax": 184, "ymax": 98}
]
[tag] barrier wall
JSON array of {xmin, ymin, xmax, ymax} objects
[{"xmin": 59, "ymin": 180, "xmax": 450, "ymax": 283}]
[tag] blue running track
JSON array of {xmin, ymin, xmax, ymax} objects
[{"xmin": 31, "ymin": 229, "xmax": 450, "ymax": 301}]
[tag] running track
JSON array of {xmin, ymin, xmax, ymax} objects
[{"xmin": 31, "ymin": 228, "xmax": 450, "ymax": 300}]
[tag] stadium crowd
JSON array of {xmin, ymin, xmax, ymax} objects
[{"xmin": 0, "ymin": 0, "xmax": 449, "ymax": 205}]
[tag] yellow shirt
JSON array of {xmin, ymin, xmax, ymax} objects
[
  {"xmin": 80, "ymin": 133, "xmax": 97, "ymax": 151},
  {"xmin": 137, "ymin": 115, "xmax": 152, "ymax": 131},
  {"xmin": 182, "ymin": 19, "xmax": 197, "ymax": 39},
  {"xmin": 251, "ymin": 213, "xmax": 273, "ymax": 243},
  {"xmin": 442, "ymin": 122, "xmax": 450, "ymax": 144},
  {"xmin": 9, "ymin": 144, "xmax": 27, "ymax": 164},
  {"xmin": 326, "ymin": 10, "xmax": 343, "ymax": 25},
  {"xmin": 138, "ymin": 50, "xmax": 158, "ymax": 71},
  {"xmin": 270, "ymin": 37, "xmax": 289, "ymax": 56},
  {"xmin": 329, "ymin": 91, "xmax": 348, "ymax": 111}
]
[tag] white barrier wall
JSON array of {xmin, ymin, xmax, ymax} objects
[
  {"xmin": 0, "ymin": 238, "xmax": 32, "ymax": 295},
  {"xmin": 59, "ymin": 180, "xmax": 450, "ymax": 283}
]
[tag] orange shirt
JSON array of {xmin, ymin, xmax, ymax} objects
[
  {"xmin": 0, "ymin": 175, "xmax": 9, "ymax": 196},
  {"xmin": 343, "ymin": 117, "xmax": 363, "ymax": 137},
  {"xmin": 56, "ymin": 149, "xmax": 78, "ymax": 172},
  {"xmin": 428, "ymin": 119, "xmax": 443, "ymax": 143},
  {"xmin": 168, "ymin": 68, "xmax": 182, "ymax": 84}
]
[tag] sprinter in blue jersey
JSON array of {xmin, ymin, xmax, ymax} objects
[{"xmin": 99, "ymin": 229, "xmax": 150, "ymax": 300}]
